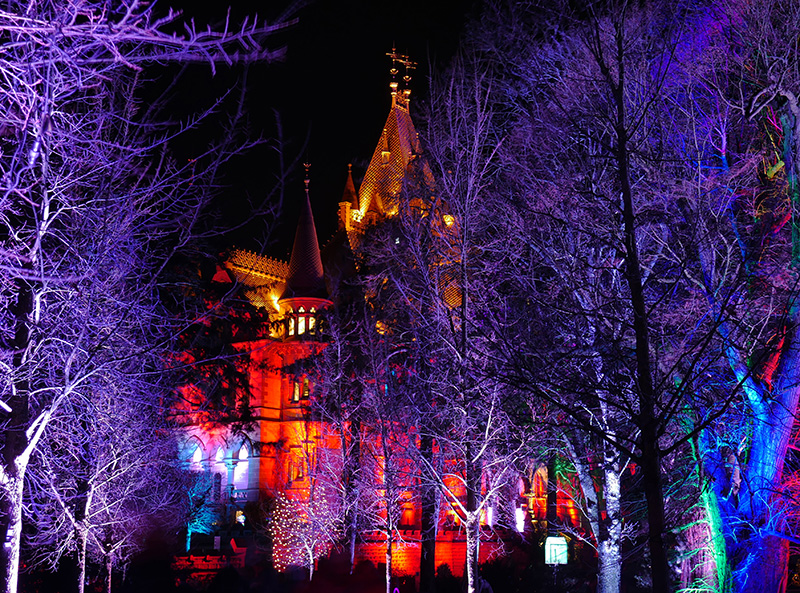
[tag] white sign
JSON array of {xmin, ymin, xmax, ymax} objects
[{"xmin": 544, "ymin": 536, "xmax": 568, "ymax": 565}]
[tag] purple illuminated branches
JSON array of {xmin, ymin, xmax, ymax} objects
[
  {"xmin": 460, "ymin": 1, "xmax": 800, "ymax": 592},
  {"xmin": 0, "ymin": 1, "xmax": 295, "ymax": 591}
]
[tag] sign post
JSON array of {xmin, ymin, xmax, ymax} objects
[{"xmin": 545, "ymin": 535, "xmax": 568, "ymax": 591}]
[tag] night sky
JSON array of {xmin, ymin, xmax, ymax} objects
[{"xmin": 169, "ymin": 0, "xmax": 472, "ymax": 257}]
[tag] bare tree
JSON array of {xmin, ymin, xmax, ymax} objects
[
  {"xmin": 305, "ymin": 298, "xmax": 370, "ymax": 573},
  {"xmin": 0, "ymin": 1, "xmax": 295, "ymax": 591},
  {"xmin": 26, "ymin": 385, "xmax": 184, "ymax": 593},
  {"xmin": 467, "ymin": 2, "xmax": 751, "ymax": 592},
  {"xmin": 354, "ymin": 47, "xmax": 519, "ymax": 593},
  {"xmin": 657, "ymin": 0, "xmax": 800, "ymax": 589}
]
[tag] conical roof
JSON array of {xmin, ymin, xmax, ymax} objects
[
  {"xmin": 359, "ymin": 101, "xmax": 420, "ymax": 216},
  {"xmin": 281, "ymin": 180, "xmax": 327, "ymax": 300},
  {"xmin": 342, "ymin": 164, "xmax": 359, "ymax": 210}
]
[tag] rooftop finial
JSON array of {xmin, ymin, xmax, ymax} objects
[
  {"xmin": 303, "ymin": 162, "xmax": 310, "ymax": 193},
  {"xmin": 386, "ymin": 47, "xmax": 416, "ymax": 107}
]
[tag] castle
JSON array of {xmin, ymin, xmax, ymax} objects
[{"xmin": 173, "ymin": 54, "xmax": 580, "ymax": 584}]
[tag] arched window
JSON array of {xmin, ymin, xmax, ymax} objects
[
  {"xmin": 190, "ymin": 444, "xmax": 203, "ymax": 471},
  {"xmin": 292, "ymin": 380, "xmax": 300, "ymax": 403},
  {"xmin": 288, "ymin": 316, "xmax": 295, "ymax": 336},
  {"xmin": 233, "ymin": 445, "xmax": 249, "ymax": 493},
  {"xmin": 298, "ymin": 306, "xmax": 306, "ymax": 335},
  {"xmin": 309, "ymin": 308, "xmax": 317, "ymax": 334}
]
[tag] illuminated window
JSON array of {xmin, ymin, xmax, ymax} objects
[
  {"xmin": 190, "ymin": 444, "xmax": 202, "ymax": 471},
  {"xmin": 233, "ymin": 445, "xmax": 249, "ymax": 492},
  {"xmin": 298, "ymin": 307, "xmax": 306, "ymax": 335},
  {"xmin": 303, "ymin": 377, "xmax": 310, "ymax": 399},
  {"xmin": 289, "ymin": 455, "xmax": 305, "ymax": 482},
  {"xmin": 288, "ymin": 316, "xmax": 295, "ymax": 336},
  {"xmin": 309, "ymin": 308, "xmax": 316, "ymax": 334},
  {"xmin": 515, "ymin": 507, "xmax": 526, "ymax": 533},
  {"xmin": 292, "ymin": 381, "xmax": 300, "ymax": 403}
]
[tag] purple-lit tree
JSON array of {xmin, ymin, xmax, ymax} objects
[
  {"xmin": 467, "ymin": 1, "xmax": 800, "ymax": 592},
  {"xmin": 26, "ymin": 385, "xmax": 185, "ymax": 593},
  {"xmin": 305, "ymin": 298, "xmax": 370, "ymax": 573},
  {"xmin": 0, "ymin": 2, "xmax": 294, "ymax": 591},
  {"xmin": 658, "ymin": 0, "xmax": 800, "ymax": 589},
  {"xmin": 466, "ymin": 2, "xmax": 753, "ymax": 592}
]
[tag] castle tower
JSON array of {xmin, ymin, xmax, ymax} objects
[
  {"xmin": 280, "ymin": 166, "xmax": 332, "ymax": 340},
  {"xmin": 338, "ymin": 49, "xmax": 433, "ymax": 245}
]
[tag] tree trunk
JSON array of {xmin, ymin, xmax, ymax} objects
[
  {"xmin": 2, "ymin": 475, "xmax": 25, "ymax": 593},
  {"xmin": 106, "ymin": 553, "xmax": 113, "ymax": 593},
  {"xmin": 615, "ymin": 78, "xmax": 671, "ymax": 591},
  {"xmin": 736, "ymin": 535, "xmax": 788, "ymax": 593},
  {"xmin": 464, "ymin": 514, "xmax": 479, "ymax": 593},
  {"xmin": 77, "ymin": 527, "xmax": 88, "ymax": 593},
  {"xmin": 598, "ymin": 466, "xmax": 622, "ymax": 593},
  {"xmin": 464, "ymin": 454, "xmax": 480, "ymax": 593},
  {"xmin": 344, "ymin": 419, "xmax": 361, "ymax": 574},
  {"xmin": 2, "ymin": 277, "xmax": 33, "ymax": 593},
  {"xmin": 385, "ymin": 529, "xmax": 393, "ymax": 593},
  {"xmin": 639, "ymin": 435, "xmax": 669, "ymax": 593},
  {"xmin": 419, "ymin": 432, "xmax": 437, "ymax": 593}
]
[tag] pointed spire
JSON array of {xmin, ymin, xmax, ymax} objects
[
  {"xmin": 281, "ymin": 164, "xmax": 327, "ymax": 300},
  {"xmin": 342, "ymin": 163, "xmax": 359, "ymax": 210}
]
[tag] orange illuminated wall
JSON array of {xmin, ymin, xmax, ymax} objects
[{"xmin": 176, "ymin": 69, "xmax": 589, "ymax": 580}]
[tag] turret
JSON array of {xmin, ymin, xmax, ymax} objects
[{"xmin": 279, "ymin": 165, "xmax": 332, "ymax": 339}]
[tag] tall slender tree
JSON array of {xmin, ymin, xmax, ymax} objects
[
  {"xmin": 0, "ymin": 2, "xmax": 294, "ymax": 591},
  {"xmin": 659, "ymin": 0, "xmax": 800, "ymax": 588},
  {"xmin": 469, "ymin": 2, "xmax": 751, "ymax": 591}
]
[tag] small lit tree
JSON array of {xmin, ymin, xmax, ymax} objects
[{"xmin": 269, "ymin": 490, "xmax": 342, "ymax": 581}]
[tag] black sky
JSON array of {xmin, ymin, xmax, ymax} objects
[{"xmin": 169, "ymin": 0, "xmax": 472, "ymax": 258}]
